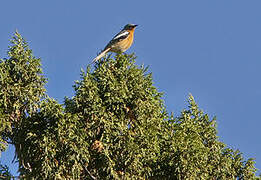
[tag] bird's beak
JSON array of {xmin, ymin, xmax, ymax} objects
[{"xmin": 134, "ymin": 24, "xmax": 138, "ymax": 27}]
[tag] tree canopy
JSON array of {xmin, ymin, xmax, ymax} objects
[{"xmin": 0, "ymin": 32, "xmax": 260, "ymax": 179}]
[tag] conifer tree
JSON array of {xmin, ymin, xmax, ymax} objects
[
  {"xmin": 0, "ymin": 31, "xmax": 46, "ymax": 178},
  {"xmin": 0, "ymin": 32, "xmax": 260, "ymax": 179}
]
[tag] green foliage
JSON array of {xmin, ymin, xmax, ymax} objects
[
  {"xmin": 0, "ymin": 31, "xmax": 46, "ymax": 179},
  {"xmin": 0, "ymin": 32, "xmax": 260, "ymax": 179},
  {"xmin": 0, "ymin": 108, "xmax": 10, "ymax": 153},
  {"xmin": 0, "ymin": 31, "xmax": 46, "ymax": 119},
  {"xmin": 65, "ymin": 54, "xmax": 168, "ymax": 179},
  {"xmin": 14, "ymin": 98, "xmax": 88, "ymax": 179},
  {"xmin": 153, "ymin": 95, "xmax": 259, "ymax": 179}
]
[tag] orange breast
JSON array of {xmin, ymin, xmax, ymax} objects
[{"xmin": 111, "ymin": 29, "xmax": 134, "ymax": 53}]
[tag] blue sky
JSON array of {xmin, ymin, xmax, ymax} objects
[{"xmin": 0, "ymin": 0, "xmax": 260, "ymax": 175}]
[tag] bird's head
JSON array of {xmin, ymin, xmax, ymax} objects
[{"xmin": 124, "ymin": 24, "xmax": 138, "ymax": 30}]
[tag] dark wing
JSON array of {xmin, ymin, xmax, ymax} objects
[{"xmin": 104, "ymin": 30, "xmax": 130, "ymax": 49}]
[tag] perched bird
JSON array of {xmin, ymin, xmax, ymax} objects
[{"xmin": 92, "ymin": 24, "xmax": 138, "ymax": 63}]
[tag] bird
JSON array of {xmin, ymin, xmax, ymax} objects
[{"xmin": 92, "ymin": 24, "xmax": 138, "ymax": 63}]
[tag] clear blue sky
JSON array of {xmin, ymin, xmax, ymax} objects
[{"xmin": 0, "ymin": 0, "xmax": 260, "ymax": 175}]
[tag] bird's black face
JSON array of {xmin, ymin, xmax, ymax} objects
[{"xmin": 124, "ymin": 24, "xmax": 138, "ymax": 30}]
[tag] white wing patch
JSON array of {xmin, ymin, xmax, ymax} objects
[{"xmin": 113, "ymin": 31, "xmax": 129, "ymax": 40}]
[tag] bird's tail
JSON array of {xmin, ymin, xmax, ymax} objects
[{"xmin": 92, "ymin": 48, "xmax": 111, "ymax": 63}]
